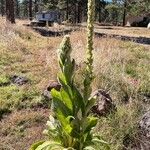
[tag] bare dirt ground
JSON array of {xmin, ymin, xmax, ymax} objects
[{"xmin": 94, "ymin": 25, "xmax": 150, "ymax": 38}]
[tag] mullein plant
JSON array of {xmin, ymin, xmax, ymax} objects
[{"xmin": 30, "ymin": 0, "xmax": 109, "ymax": 150}]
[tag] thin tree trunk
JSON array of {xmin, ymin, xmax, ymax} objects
[
  {"xmin": 23, "ymin": 1, "xmax": 28, "ymax": 18},
  {"xmin": 1, "ymin": 0, "xmax": 5, "ymax": 16},
  {"xmin": 74, "ymin": 3, "xmax": 77, "ymax": 23},
  {"xmin": 35, "ymin": 0, "xmax": 38, "ymax": 13},
  {"xmin": 77, "ymin": 3, "xmax": 81, "ymax": 23},
  {"xmin": 29, "ymin": 0, "xmax": 32, "ymax": 20},
  {"xmin": 66, "ymin": 0, "xmax": 69, "ymax": 20},
  {"xmin": 98, "ymin": 1, "xmax": 101, "ymax": 23},
  {"xmin": 123, "ymin": 0, "xmax": 127, "ymax": 26},
  {"xmin": 15, "ymin": 0, "xmax": 20, "ymax": 18},
  {"xmin": 6, "ymin": 0, "xmax": 15, "ymax": 23}
]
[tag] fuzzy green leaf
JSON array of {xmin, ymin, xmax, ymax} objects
[
  {"xmin": 63, "ymin": 59, "xmax": 75, "ymax": 83},
  {"xmin": 83, "ymin": 146, "xmax": 96, "ymax": 150},
  {"xmin": 72, "ymin": 85, "xmax": 85, "ymax": 115},
  {"xmin": 51, "ymin": 89, "xmax": 72, "ymax": 116},
  {"xmin": 58, "ymin": 73, "xmax": 67, "ymax": 86},
  {"xmin": 70, "ymin": 118, "xmax": 80, "ymax": 138},
  {"xmin": 83, "ymin": 117, "xmax": 98, "ymax": 133},
  {"xmin": 30, "ymin": 141, "xmax": 45, "ymax": 150},
  {"xmin": 60, "ymin": 89, "xmax": 73, "ymax": 112},
  {"xmin": 56, "ymin": 110, "xmax": 73, "ymax": 135},
  {"xmin": 34, "ymin": 141, "xmax": 64, "ymax": 150},
  {"xmin": 92, "ymin": 137, "xmax": 110, "ymax": 150}
]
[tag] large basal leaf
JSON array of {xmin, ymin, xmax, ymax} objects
[
  {"xmin": 83, "ymin": 146, "xmax": 96, "ymax": 150},
  {"xmin": 64, "ymin": 148, "xmax": 75, "ymax": 150},
  {"xmin": 85, "ymin": 98, "xmax": 96, "ymax": 115},
  {"xmin": 58, "ymin": 73, "xmax": 74, "ymax": 102},
  {"xmin": 83, "ymin": 132, "xmax": 93, "ymax": 145},
  {"xmin": 63, "ymin": 59, "xmax": 75, "ymax": 83},
  {"xmin": 87, "ymin": 136, "xmax": 110, "ymax": 150},
  {"xmin": 30, "ymin": 141, "xmax": 45, "ymax": 150},
  {"xmin": 58, "ymin": 73, "xmax": 73, "ymax": 97},
  {"xmin": 58, "ymin": 72, "xmax": 67, "ymax": 86},
  {"xmin": 56, "ymin": 110, "xmax": 73, "ymax": 135},
  {"xmin": 32, "ymin": 141, "xmax": 64, "ymax": 150},
  {"xmin": 60, "ymin": 89, "xmax": 73, "ymax": 112},
  {"xmin": 58, "ymin": 73, "xmax": 85, "ymax": 116},
  {"xmin": 72, "ymin": 85, "xmax": 85, "ymax": 115},
  {"xmin": 70, "ymin": 118, "xmax": 81, "ymax": 138},
  {"xmin": 92, "ymin": 136, "xmax": 110, "ymax": 150},
  {"xmin": 83, "ymin": 116, "xmax": 98, "ymax": 134},
  {"xmin": 51, "ymin": 89, "xmax": 72, "ymax": 116}
]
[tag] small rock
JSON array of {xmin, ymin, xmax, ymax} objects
[
  {"xmin": 42, "ymin": 89, "xmax": 52, "ymax": 101},
  {"xmin": 91, "ymin": 89, "xmax": 116, "ymax": 116},
  {"xmin": 46, "ymin": 81, "xmax": 61, "ymax": 91},
  {"xmin": 10, "ymin": 75, "xmax": 29, "ymax": 86},
  {"xmin": 133, "ymin": 111, "xmax": 150, "ymax": 150},
  {"xmin": 42, "ymin": 81, "xmax": 61, "ymax": 101},
  {"xmin": 139, "ymin": 111, "xmax": 150, "ymax": 138}
]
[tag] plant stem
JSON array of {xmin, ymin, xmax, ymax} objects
[
  {"xmin": 84, "ymin": 0, "xmax": 95, "ymax": 102},
  {"xmin": 79, "ymin": 0, "xmax": 95, "ymax": 149}
]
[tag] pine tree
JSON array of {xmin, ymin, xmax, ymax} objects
[
  {"xmin": 0, "ymin": 0, "xmax": 5, "ymax": 16},
  {"xmin": 29, "ymin": 0, "xmax": 32, "ymax": 20},
  {"xmin": 57, "ymin": 0, "xmax": 69, "ymax": 20},
  {"xmin": 6, "ymin": 0, "xmax": 15, "ymax": 23},
  {"xmin": 95, "ymin": 0, "xmax": 107, "ymax": 23},
  {"xmin": 34, "ymin": 0, "xmax": 38, "ymax": 13},
  {"xmin": 122, "ymin": 0, "xmax": 127, "ymax": 26},
  {"xmin": 21, "ymin": 0, "xmax": 28, "ymax": 18},
  {"xmin": 15, "ymin": 0, "xmax": 20, "ymax": 18}
]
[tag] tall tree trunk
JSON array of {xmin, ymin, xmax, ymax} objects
[
  {"xmin": 35, "ymin": 0, "xmax": 38, "ymax": 13},
  {"xmin": 29, "ymin": 0, "xmax": 32, "ymax": 20},
  {"xmin": 98, "ymin": 1, "xmax": 101, "ymax": 23},
  {"xmin": 1, "ymin": 0, "xmax": 5, "ymax": 16},
  {"xmin": 6, "ymin": 0, "xmax": 15, "ymax": 23},
  {"xmin": 66, "ymin": 0, "xmax": 69, "ymax": 20},
  {"xmin": 123, "ymin": 0, "xmax": 127, "ymax": 26},
  {"xmin": 77, "ymin": 3, "xmax": 81, "ymax": 23},
  {"xmin": 23, "ymin": 1, "xmax": 28, "ymax": 18},
  {"xmin": 74, "ymin": 3, "xmax": 77, "ymax": 23},
  {"xmin": 15, "ymin": 0, "xmax": 20, "ymax": 18}
]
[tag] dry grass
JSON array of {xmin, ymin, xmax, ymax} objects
[
  {"xmin": 0, "ymin": 17, "xmax": 150, "ymax": 149},
  {"xmin": 80, "ymin": 22, "xmax": 150, "ymax": 38},
  {"xmin": 0, "ymin": 109, "xmax": 49, "ymax": 150}
]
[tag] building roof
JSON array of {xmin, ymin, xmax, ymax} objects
[{"xmin": 36, "ymin": 10, "xmax": 60, "ymax": 15}]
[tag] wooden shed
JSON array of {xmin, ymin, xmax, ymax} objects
[
  {"xmin": 31, "ymin": 10, "xmax": 61, "ymax": 26},
  {"xmin": 36, "ymin": 11, "xmax": 61, "ymax": 23}
]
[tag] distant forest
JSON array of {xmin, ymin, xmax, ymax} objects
[{"xmin": 0, "ymin": 0, "xmax": 149, "ymax": 26}]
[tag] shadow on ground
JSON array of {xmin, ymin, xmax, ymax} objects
[{"xmin": 95, "ymin": 32, "xmax": 150, "ymax": 45}]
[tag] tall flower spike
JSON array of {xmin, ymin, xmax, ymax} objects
[
  {"xmin": 84, "ymin": 0, "xmax": 95, "ymax": 100},
  {"xmin": 58, "ymin": 35, "xmax": 75, "ymax": 84},
  {"xmin": 58, "ymin": 35, "xmax": 72, "ymax": 68}
]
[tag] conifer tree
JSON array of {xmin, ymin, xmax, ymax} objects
[
  {"xmin": 6, "ymin": 0, "xmax": 15, "ymax": 23},
  {"xmin": 0, "ymin": 0, "xmax": 5, "ymax": 16},
  {"xmin": 29, "ymin": 0, "xmax": 32, "ymax": 20}
]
